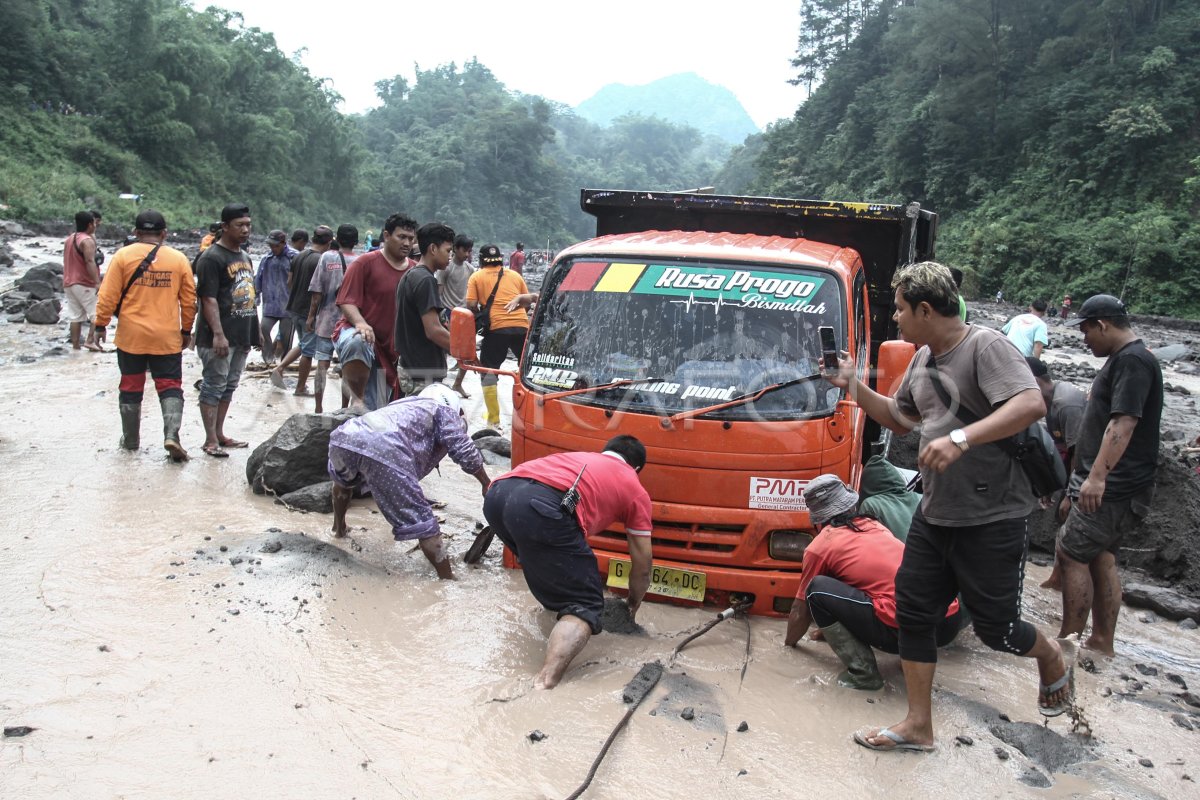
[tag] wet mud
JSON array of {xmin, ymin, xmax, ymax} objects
[{"xmin": 1, "ymin": 236, "xmax": 1199, "ymax": 798}]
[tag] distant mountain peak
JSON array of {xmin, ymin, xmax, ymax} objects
[{"xmin": 575, "ymin": 72, "xmax": 758, "ymax": 144}]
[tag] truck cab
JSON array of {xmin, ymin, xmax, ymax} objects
[{"xmin": 451, "ymin": 190, "xmax": 936, "ymax": 616}]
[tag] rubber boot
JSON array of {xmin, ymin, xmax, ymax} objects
[
  {"xmin": 821, "ymin": 622, "xmax": 884, "ymax": 690},
  {"xmin": 482, "ymin": 384, "xmax": 501, "ymax": 427},
  {"xmin": 119, "ymin": 403, "xmax": 142, "ymax": 450},
  {"xmin": 160, "ymin": 396, "xmax": 188, "ymax": 461}
]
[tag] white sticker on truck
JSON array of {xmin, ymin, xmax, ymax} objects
[{"xmin": 748, "ymin": 477, "xmax": 809, "ymax": 511}]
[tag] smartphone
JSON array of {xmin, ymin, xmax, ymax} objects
[{"xmin": 818, "ymin": 326, "xmax": 839, "ymax": 370}]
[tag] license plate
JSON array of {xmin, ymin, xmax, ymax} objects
[{"xmin": 606, "ymin": 559, "xmax": 706, "ymax": 603}]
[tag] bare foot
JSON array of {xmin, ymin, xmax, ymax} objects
[{"xmin": 1082, "ymin": 636, "xmax": 1115, "ymax": 658}]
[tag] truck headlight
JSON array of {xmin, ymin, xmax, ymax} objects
[{"xmin": 768, "ymin": 530, "xmax": 813, "ymax": 562}]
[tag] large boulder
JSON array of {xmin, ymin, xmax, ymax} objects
[
  {"xmin": 247, "ymin": 412, "xmax": 354, "ymax": 496},
  {"xmin": 39, "ymin": 260, "xmax": 64, "ymax": 276},
  {"xmin": 0, "ymin": 220, "xmax": 30, "ymax": 236},
  {"xmin": 0, "ymin": 242, "xmax": 14, "ymax": 268},
  {"xmin": 24, "ymin": 299, "xmax": 60, "ymax": 325},
  {"xmin": 18, "ymin": 279, "xmax": 56, "ymax": 301},
  {"xmin": 474, "ymin": 435, "xmax": 511, "ymax": 457},
  {"xmin": 2, "ymin": 291, "xmax": 31, "ymax": 313}
]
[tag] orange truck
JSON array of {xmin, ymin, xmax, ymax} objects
[{"xmin": 450, "ymin": 189, "xmax": 935, "ymax": 616}]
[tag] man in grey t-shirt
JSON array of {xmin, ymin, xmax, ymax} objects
[
  {"xmin": 825, "ymin": 261, "xmax": 1075, "ymax": 753},
  {"xmin": 438, "ymin": 234, "xmax": 475, "ymax": 397}
]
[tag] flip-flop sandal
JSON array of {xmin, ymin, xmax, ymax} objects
[
  {"xmin": 202, "ymin": 444, "xmax": 229, "ymax": 458},
  {"xmin": 218, "ymin": 438, "xmax": 249, "ymax": 449},
  {"xmin": 1039, "ymin": 637, "xmax": 1078, "ymax": 717},
  {"xmin": 83, "ymin": 342, "xmax": 105, "ymax": 352},
  {"xmin": 463, "ymin": 526, "xmax": 495, "ymax": 564},
  {"xmin": 853, "ymin": 727, "xmax": 934, "ymax": 753}
]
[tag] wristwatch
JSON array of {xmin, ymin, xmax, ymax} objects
[{"xmin": 949, "ymin": 429, "xmax": 969, "ymax": 452}]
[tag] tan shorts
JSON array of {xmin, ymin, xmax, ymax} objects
[{"xmin": 63, "ymin": 284, "xmax": 98, "ymax": 324}]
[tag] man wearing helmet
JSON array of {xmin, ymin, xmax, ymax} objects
[{"xmin": 326, "ymin": 383, "xmax": 491, "ymax": 578}]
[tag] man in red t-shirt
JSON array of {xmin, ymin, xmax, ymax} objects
[
  {"xmin": 334, "ymin": 213, "xmax": 418, "ymax": 411},
  {"xmin": 483, "ymin": 435, "xmax": 653, "ymax": 689},
  {"xmin": 508, "ymin": 242, "xmax": 525, "ymax": 275},
  {"xmin": 63, "ymin": 210, "xmax": 101, "ymax": 350},
  {"xmin": 784, "ymin": 475, "xmax": 963, "ymax": 692}
]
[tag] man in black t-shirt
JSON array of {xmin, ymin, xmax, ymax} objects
[
  {"xmin": 193, "ymin": 203, "xmax": 258, "ymax": 457},
  {"xmin": 1058, "ymin": 295, "xmax": 1162, "ymax": 656},
  {"xmin": 394, "ymin": 222, "xmax": 454, "ymax": 392},
  {"xmin": 270, "ymin": 226, "xmax": 333, "ymax": 395}
]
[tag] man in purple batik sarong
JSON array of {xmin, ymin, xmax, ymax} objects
[{"xmin": 327, "ymin": 383, "xmax": 491, "ymax": 578}]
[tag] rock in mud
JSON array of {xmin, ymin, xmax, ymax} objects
[
  {"xmin": 622, "ymin": 661, "xmax": 662, "ymax": 704},
  {"xmin": 602, "ymin": 597, "xmax": 644, "ymax": 635},
  {"xmin": 1018, "ymin": 767, "xmax": 1052, "ymax": 788},
  {"xmin": 0, "ymin": 220, "xmax": 31, "ymax": 236},
  {"xmin": 24, "ymin": 298, "xmax": 60, "ymax": 324},
  {"xmin": 1172, "ymin": 714, "xmax": 1193, "ymax": 731},
  {"xmin": 479, "ymin": 449, "xmax": 511, "ymax": 466},
  {"xmin": 955, "ymin": 735, "xmax": 974, "ymax": 746},
  {"xmin": 988, "ymin": 720, "xmax": 1093, "ymax": 774},
  {"xmin": 17, "ymin": 279, "xmax": 56, "ymax": 301},
  {"xmin": 260, "ymin": 541, "xmax": 283, "ymax": 554},
  {"xmin": 0, "ymin": 241, "xmax": 14, "ymax": 267},
  {"xmin": 4, "ymin": 726, "xmax": 35, "ymax": 737},
  {"xmin": 247, "ymin": 412, "xmax": 353, "ymax": 495},
  {"xmin": 470, "ymin": 428, "xmax": 502, "ymax": 441},
  {"xmin": 19, "ymin": 265, "xmax": 61, "ymax": 289},
  {"xmin": 680, "ymin": 707, "xmax": 695, "ymax": 721},
  {"xmin": 1181, "ymin": 618, "xmax": 1199, "ymax": 631},
  {"xmin": 1123, "ymin": 583, "xmax": 1200, "ymax": 622},
  {"xmin": 278, "ymin": 481, "xmax": 333, "ymax": 513},
  {"xmin": 737, "ymin": 721, "xmax": 749, "ymax": 732},
  {"xmin": 527, "ymin": 730, "xmax": 547, "ymax": 742},
  {"xmin": 474, "ymin": 435, "xmax": 511, "ymax": 457}
]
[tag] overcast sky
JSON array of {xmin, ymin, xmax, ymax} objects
[{"xmin": 207, "ymin": 0, "xmax": 806, "ymax": 129}]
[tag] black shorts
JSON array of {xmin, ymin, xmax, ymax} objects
[
  {"xmin": 1057, "ymin": 484, "xmax": 1153, "ymax": 563},
  {"xmin": 480, "ymin": 327, "xmax": 527, "ymax": 370},
  {"xmin": 483, "ymin": 477, "xmax": 604, "ymax": 634}
]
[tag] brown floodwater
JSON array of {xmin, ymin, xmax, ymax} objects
[{"xmin": 2, "ymin": 235, "xmax": 1199, "ymax": 798}]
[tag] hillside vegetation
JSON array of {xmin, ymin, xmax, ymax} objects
[{"xmin": 754, "ymin": 0, "xmax": 1200, "ymax": 317}]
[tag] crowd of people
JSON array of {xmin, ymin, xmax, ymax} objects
[{"xmin": 71, "ymin": 214, "xmax": 1164, "ymax": 748}]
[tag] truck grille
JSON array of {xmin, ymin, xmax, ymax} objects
[{"xmin": 592, "ymin": 520, "xmax": 745, "ymax": 555}]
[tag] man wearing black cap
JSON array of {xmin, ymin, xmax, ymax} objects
[
  {"xmin": 193, "ymin": 203, "xmax": 258, "ymax": 457},
  {"xmin": 1057, "ymin": 294, "xmax": 1162, "ymax": 656},
  {"xmin": 254, "ymin": 229, "xmax": 295, "ymax": 366},
  {"xmin": 94, "ymin": 210, "xmax": 196, "ymax": 461}
]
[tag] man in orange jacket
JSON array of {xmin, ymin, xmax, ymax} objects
[{"xmin": 94, "ymin": 210, "xmax": 197, "ymax": 461}]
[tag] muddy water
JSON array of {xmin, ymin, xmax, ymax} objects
[{"xmin": 2, "ymin": 238, "xmax": 1199, "ymax": 798}]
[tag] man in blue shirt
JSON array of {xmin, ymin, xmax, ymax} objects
[
  {"xmin": 1002, "ymin": 299, "xmax": 1049, "ymax": 358},
  {"xmin": 255, "ymin": 229, "xmax": 295, "ymax": 366}
]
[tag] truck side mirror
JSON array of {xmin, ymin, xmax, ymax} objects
[
  {"xmin": 875, "ymin": 340, "xmax": 916, "ymax": 397},
  {"xmin": 449, "ymin": 307, "xmax": 478, "ymax": 363}
]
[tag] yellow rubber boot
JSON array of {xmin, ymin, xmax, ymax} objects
[{"xmin": 482, "ymin": 384, "xmax": 501, "ymax": 428}]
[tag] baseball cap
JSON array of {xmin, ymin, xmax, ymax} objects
[
  {"xmin": 266, "ymin": 229, "xmax": 287, "ymax": 245},
  {"xmin": 479, "ymin": 244, "xmax": 503, "ymax": 266},
  {"xmin": 419, "ymin": 382, "xmax": 463, "ymax": 416},
  {"xmin": 220, "ymin": 203, "xmax": 251, "ymax": 223},
  {"xmin": 134, "ymin": 209, "xmax": 167, "ymax": 231},
  {"xmin": 1066, "ymin": 294, "xmax": 1127, "ymax": 325}
]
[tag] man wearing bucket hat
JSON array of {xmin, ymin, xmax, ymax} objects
[
  {"xmin": 784, "ymin": 475, "xmax": 964, "ymax": 690},
  {"xmin": 1057, "ymin": 295, "xmax": 1162, "ymax": 655},
  {"xmin": 326, "ymin": 383, "xmax": 491, "ymax": 579}
]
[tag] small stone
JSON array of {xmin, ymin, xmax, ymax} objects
[
  {"xmin": 4, "ymin": 726, "xmax": 35, "ymax": 737},
  {"xmin": 736, "ymin": 721, "xmax": 749, "ymax": 732},
  {"xmin": 1179, "ymin": 618, "xmax": 1199, "ymax": 631},
  {"xmin": 955, "ymin": 735, "xmax": 974, "ymax": 746},
  {"xmin": 681, "ymin": 707, "xmax": 695, "ymax": 721},
  {"xmin": 1128, "ymin": 680, "xmax": 1144, "ymax": 692},
  {"xmin": 98, "ymin": 644, "xmax": 110, "ymax": 652},
  {"xmin": 204, "ymin": 535, "xmax": 212, "ymax": 540},
  {"xmin": 165, "ymin": 574, "xmax": 176, "ymax": 580},
  {"xmin": 226, "ymin": 608, "xmax": 240, "ymax": 616},
  {"xmin": 998, "ymin": 713, "xmax": 1011, "ymax": 722},
  {"xmin": 994, "ymin": 747, "xmax": 1010, "ymax": 761},
  {"xmin": 1171, "ymin": 714, "xmax": 1193, "ymax": 731},
  {"xmin": 260, "ymin": 541, "xmax": 282, "ymax": 554},
  {"xmin": 1139, "ymin": 758, "xmax": 1154, "ymax": 768},
  {"xmin": 230, "ymin": 557, "xmax": 243, "ymax": 566},
  {"xmin": 294, "ymin": 703, "xmax": 304, "ymax": 709},
  {"xmin": 527, "ymin": 730, "xmax": 547, "ymax": 742},
  {"xmin": 1167, "ymin": 673, "xmax": 1188, "ymax": 689},
  {"xmin": 1138, "ymin": 611, "xmax": 1158, "ymax": 624},
  {"xmin": 1135, "ymin": 663, "xmax": 1158, "ymax": 676},
  {"xmin": 219, "ymin": 545, "xmax": 228, "ymax": 552},
  {"xmin": 737, "ymin": 769, "xmax": 748, "ymax": 777},
  {"xmin": 267, "ymin": 527, "xmax": 282, "ymax": 533}
]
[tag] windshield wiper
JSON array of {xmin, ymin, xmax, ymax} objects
[
  {"xmin": 665, "ymin": 373, "xmax": 825, "ymax": 425},
  {"xmin": 535, "ymin": 377, "xmax": 661, "ymax": 404}
]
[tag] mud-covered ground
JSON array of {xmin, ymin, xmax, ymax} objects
[{"xmin": 2, "ymin": 232, "xmax": 1199, "ymax": 798}]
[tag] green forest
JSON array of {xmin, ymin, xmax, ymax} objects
[{"xmin": 1, "ymin": 0, "xmax": 1197, "ymax": 316}]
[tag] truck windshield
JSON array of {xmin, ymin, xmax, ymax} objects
[{"xmin": 522, "ymin": 258, "xmax": 846, "ymax": 421}]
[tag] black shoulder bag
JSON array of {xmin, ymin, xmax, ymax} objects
[
  {"xmin": 112, "ymin": 244, "xmax": 162, "ymax": 319},
  {"xmin": 474, "ymin": 267, "xmax": 504, "ymax": 335},
  {"xmin": 926, "ymin": 354, "xmax": 1066, "ymax": 498}
]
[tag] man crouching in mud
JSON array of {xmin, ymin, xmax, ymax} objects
[
  {"xmin": 483, "ymin": 435, "xmax": 653, "ymax": 689},
  {"xmin": 824, "ymin": 262, "xmax": 1076, "ymax": 753},
  {"xmin": 327, "ymin": 384, "xmax": 491, "ymax": 579}
]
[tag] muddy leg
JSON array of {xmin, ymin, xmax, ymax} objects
[
  {"xmin": 332, "ymin": 484, "xmax": 352, "ymax": 537},
  {"xmin": 199, "ymin": 401, "xmax": 220, "ymax": 448},
  {"xmin": 69, "ymin": 321, "xmax": 83, "ymax": 349},
  {"xmin": 417, "ymin": 534, "xmax": 454, "ymax": 580},
  {"xmin": 1083, "ymin": 552, "xmax": 1119, "ymax": 656},
  {"xmin": 858, "ymin": 659, "xmax": 935, "ymax": 748},
  {"xmin": 535, "ymin": 615, "xmax": 592, "ymax": 690},
  {"xmin": 295, "ymin": 356, "xmax": 313, "ymax": 395},
  {"xmin": 341, "ymin": 360, "xmax": 369, "ymax": 411},
  {"xmin": 314, "ymin": 360, "xmax": 329, "ymax": 413},
  {"xmin": 1057, "ymin": 548, "xmax": 1093, "ymax": 639}
]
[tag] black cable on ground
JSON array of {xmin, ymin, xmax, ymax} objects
[{"xmin": 561, "ymin": 601, "xmax": 753, "ymax": 800}]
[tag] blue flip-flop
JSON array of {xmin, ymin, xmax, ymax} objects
[
  {"xmin": 1039, "ymin": 637, "xmax": 1078, "ymax": 717},
  {"xmin": 853, "ymin": 727, "xmax": 934, "ymax": 752}
]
